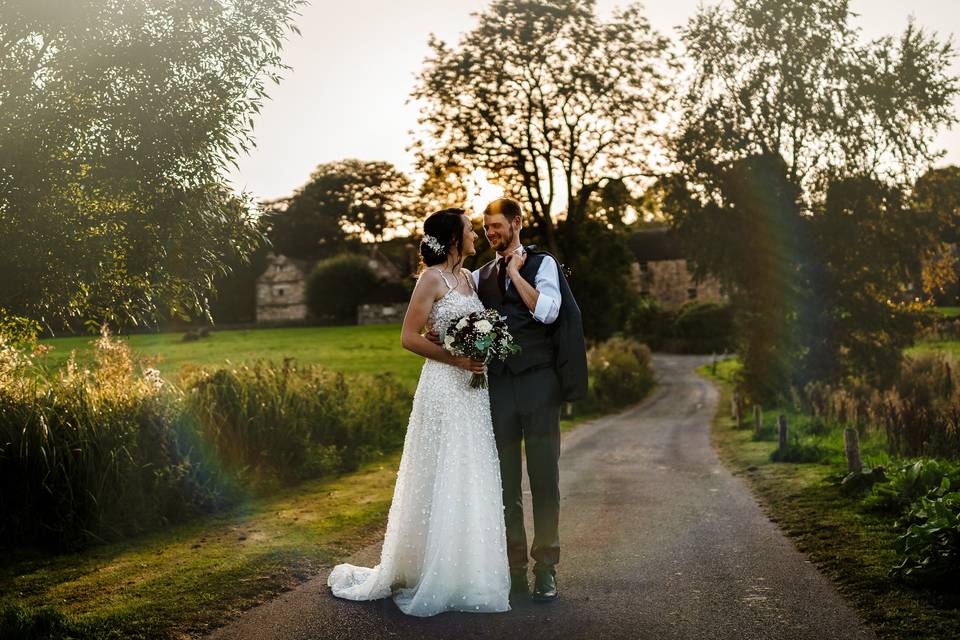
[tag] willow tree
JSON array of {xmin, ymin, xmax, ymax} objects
[
  {"xmin": 0, "ymin": 0, "xmax": 304, "ymax": 331},
  {"xmin": 411, "ymin": 0, "xmax": 676, "ymax": 259}
]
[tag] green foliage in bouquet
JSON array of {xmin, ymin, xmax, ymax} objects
[{"xmin": 444, "ymin": 309, "xmax": 521, "ymax": 389}]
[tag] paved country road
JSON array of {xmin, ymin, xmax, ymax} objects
[{"xmin": 205, "ymin": 354, "xmax": 876, "ymax": 640}]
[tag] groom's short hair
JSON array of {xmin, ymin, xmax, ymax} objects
[{"xmin": 483, "ymin": 197, "xmax": 522, "ymax": 223}]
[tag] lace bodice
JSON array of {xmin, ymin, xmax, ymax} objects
[
  {"xmin": 426, "ymin": 270, "xmax": 484, "ymax": 338},
  {"xmin": 427, "ymin": 289, "xmax": 484, "ymax": 338}
]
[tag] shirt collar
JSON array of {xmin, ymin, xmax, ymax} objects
[{"xmin": 496, "ymin": 245, "xmax": 524, "ymax": 263}]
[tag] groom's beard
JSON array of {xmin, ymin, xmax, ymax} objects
[{"xmin": 490, "ymin": 228, "xmax": 515, "ymax": 253}]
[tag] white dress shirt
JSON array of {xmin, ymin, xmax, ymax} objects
[{"xmin": 472, "ymin": 246, "xmax": 561, "ymax": 325}]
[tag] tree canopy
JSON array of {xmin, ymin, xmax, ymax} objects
[
  {"xmin": 264, "ymin": 159, "xmax": 413, "ymax": 262},
  {"xmin": 665, "ymin": 0, "xmax": 959, "ymax": 399},
  {"xmin": 674, "ymin": 0, "xmax": 958, "ymax": 201},
  {"xmin": 0, "ymin": 0, "xmax": 304, "ymax": 331},
  {"xmin": 411, "ymin": 0, "xmax": 676, "ymax": 258}
]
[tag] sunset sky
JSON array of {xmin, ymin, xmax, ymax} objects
[{"xmin": 228, "ymin": 0, "xmax": 960, "ymax": 203}]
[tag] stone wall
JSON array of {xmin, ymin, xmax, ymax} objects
[
  {"xmin": 358, "ymin": 303, "xmax": 408, "ymax": 325},
  {"xmin": 632, "ymin": 259, "xmax": 726, "ymax": 309}
]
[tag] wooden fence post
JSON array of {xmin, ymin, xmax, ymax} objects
[
  {"xmin": 778, "ymin": 415, "xmax": 788, "ymax": 458},
  {"xmin": 844, "ymin": 427, "xmax": 862, "ymax": 474},
  {"xmin": 753, "ymin": 404, "xmax": 762, "ymax": 437}
]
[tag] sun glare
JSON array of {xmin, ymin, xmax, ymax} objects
[{"xmin": 467, "ymin": 169, "xmax": 505, "ymax": 217}]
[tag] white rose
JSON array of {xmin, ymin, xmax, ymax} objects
[
  {"xmin": 443, "ymin": 335, "xmax": 455, "ymax": 348},
  {"xmin": 456, "ymin": 318, "xmax": 469, "ymax": 329},
  {"xmin": 475, "ymin": 319, "xmax": 493, "ymax": 334}
]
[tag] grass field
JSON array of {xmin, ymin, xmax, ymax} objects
[
  {"xmin": 909, "ymin": 339, "xmax": 960, "ymax": 358},
  {"xmin": 38, "ymin": 324, "xmax": 424, "ymax": 389}
]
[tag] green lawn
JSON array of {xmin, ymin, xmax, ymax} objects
[
  {"xmin": 909, "ymin": 340, "xmax": 960, "ymax": 358},
  {"xmin": 935, "ymin": 307, "xmax": 960, "ymax": 318},
  {"xmin": 38, "ymin": 324, "xmax": 424, "ymax": 389}
]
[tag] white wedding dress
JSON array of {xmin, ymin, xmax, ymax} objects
[{"xmin": 327, "ymin": 275, "xmax": 511, "ymax": 617}]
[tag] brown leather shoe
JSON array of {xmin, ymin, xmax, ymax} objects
[{"xmin": 531, "ymin": 569, "xmax": 557, "ymax": 602}]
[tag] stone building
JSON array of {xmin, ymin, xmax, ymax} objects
[
  {"xmin": 255, "ymin": 247, "xmax": 412, "ymax": 324},
  {"xmin": 628, "ymin": 228, "xmax": 726, "ymax": 309},
  {"xmin": 255, "ymin": 253, "xmax": 312, "ymax": 323}
]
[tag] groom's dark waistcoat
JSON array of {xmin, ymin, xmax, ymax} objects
[{"xmin": 477, "ymin": 250, "xmax": 554, "ymax": 376}]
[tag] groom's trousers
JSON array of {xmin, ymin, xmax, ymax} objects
[{"xmin": 489, "ymin": 365, "xmax": 562, "ymax": 572}]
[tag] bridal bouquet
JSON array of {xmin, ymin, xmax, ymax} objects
[{"xmin": 444, "ymin": 309, "xmax": 521, "ymax": 389}]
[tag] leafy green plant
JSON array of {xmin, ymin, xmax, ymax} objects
[
  {"xmin": 865, "ymin": 458, "xmax": 960, "ymax": 514},
  {"xmin": 891, "ymin": 482, "xmax": 960, "ymax": 585}
]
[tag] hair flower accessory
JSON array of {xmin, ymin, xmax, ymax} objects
[{"xmin": 422, "ymin": 234, "xmax": 445, "ymax": 254}]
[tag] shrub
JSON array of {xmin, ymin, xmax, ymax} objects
[
  {"xmin": 306, "ymin": 254, "xmax": 381, "ymax": 322},
  {"xmin": 769, "ymin": 436, "xmax": 828, "ymax": 463},
  {"xmin": 624, "ymin": 299, "xmax": 734, "ymax": 354},
  {"xmin": 587, "ymin": 336, "xmax": 654, "ymax": 411},
  {"xmin": 0, "ymin": 330, "xmax": 413, "ymax": 552},
  {"xmin": 624, "ymin": 296, "xmax": 673, "ymax": 347},
  {"xmin": 672, "ymin": 301, "xmax": 735, "ymax": 348},
  {"xmin": 801, "ymin": 354, "xmax": 960, "ymax": 459}
]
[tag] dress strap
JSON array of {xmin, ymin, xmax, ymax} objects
[
  {"xmin": 462, "ymin": 268, "xmax": 477, "ymax": 294},
  {"xmin": 429, "ymin": 268, "xmax": 456, "ymax": 291}
]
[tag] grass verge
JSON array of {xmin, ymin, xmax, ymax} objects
[{"xmin": 697, "ymin": 363, "xmax": 960, "ymax": 640}]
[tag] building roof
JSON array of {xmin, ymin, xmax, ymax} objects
[{"xmin": 628, "ymin": 228, "xmax": 685, "ymax": 262}]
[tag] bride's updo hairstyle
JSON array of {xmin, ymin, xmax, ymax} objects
[{"xmin": 419, "ymin": 208, "xmax": 466, "ymax": 267}]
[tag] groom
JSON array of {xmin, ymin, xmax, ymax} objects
[{"xmin": 473, "ymin": 197, "xmax": 567, "ymax": 603}]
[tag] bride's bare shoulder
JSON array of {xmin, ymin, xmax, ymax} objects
[{"xmin": 412, "ymin": 268, "xmax": 446, "ymax": 300}]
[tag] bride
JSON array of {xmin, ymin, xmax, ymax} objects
[{"xmin": 326, "ymin": 208, "xmax": 511, "ymax": 616}]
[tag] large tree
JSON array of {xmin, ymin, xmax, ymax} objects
[
  {"xmin": 264, "ymin": 159, "xmax": 414, "ymax": 261},
  {"xmin": 411, "ymin": 0, "xmax": 676, "ymax": 258},
  {"xmin": 0, "ymin": 0, "xmax": 304, "ymax": 330},
  {"xmin": 665, "ymin": 0, "xmax": 958, "ymax": 399},
  {"xmin": 674, "ymin": 0, "xmax": 958, "ymax": 199},
  {"xmin": 911, "ymin": 166, "xmax": 960, "ymax": 301}
]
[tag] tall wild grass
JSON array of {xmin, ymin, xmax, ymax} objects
[
  {"xmin": 0, "ymin": 329, "xmax": 411, "ymax": 551},
  {"xmin": 184, "ymin": 361, "xmax": 409, "ymax": 485},
  {"xmin": 804, "ymin": 353, "xmax": 960, "ymax": 459}
]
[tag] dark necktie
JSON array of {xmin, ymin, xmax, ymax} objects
[{"xmin": 497, "ymin": 256, "xmax": 507, "ymax": 296}]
